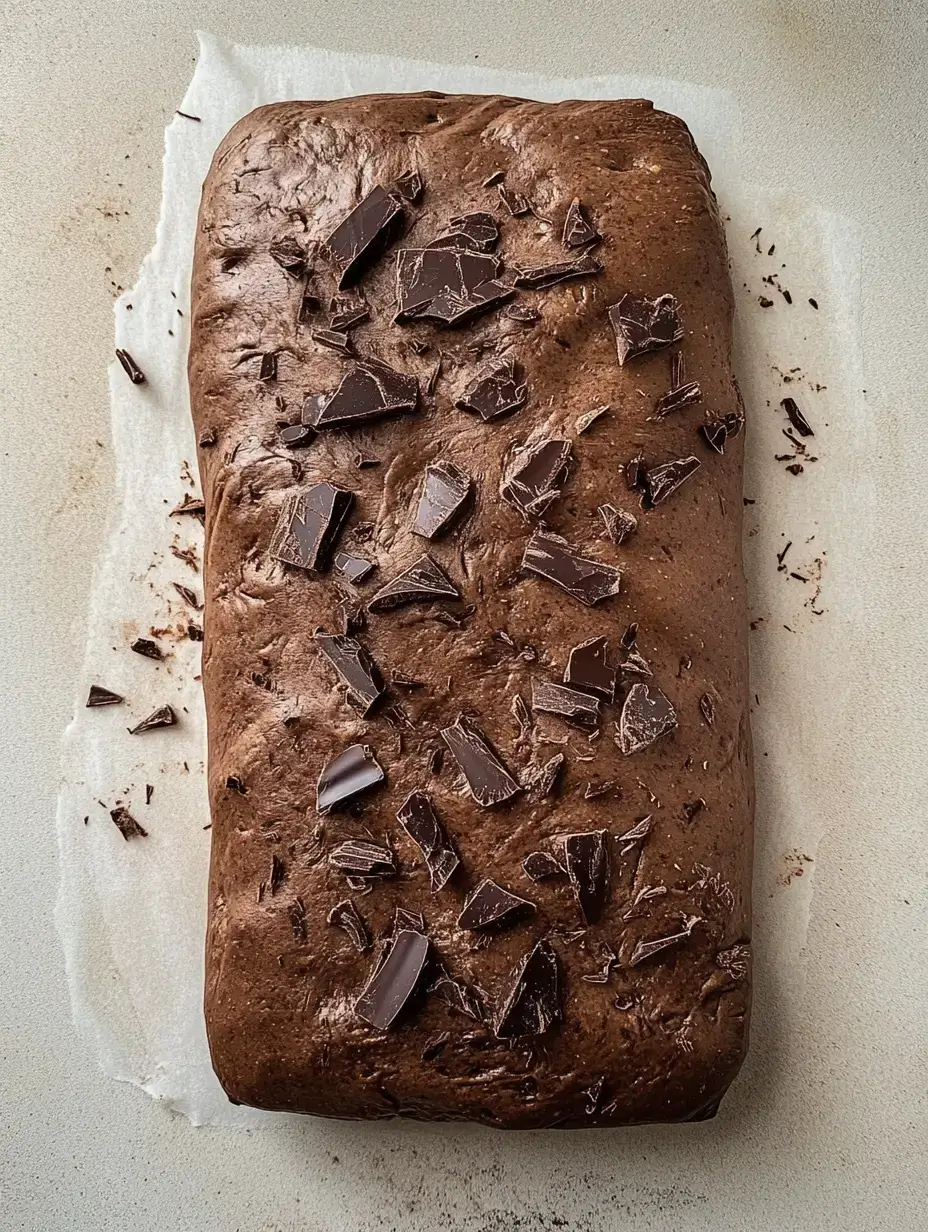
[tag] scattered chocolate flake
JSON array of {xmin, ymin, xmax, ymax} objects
[
  {"xmin": 440, "ymin": 715, "xmax": 521, "ymax": 807},
  {"xmin": 316, "ymin": 358, "xmax": 418, "ymax": 428},
  {"xmin": 560, "ymin": 831, "xmax": 608, "ymax": 923},
  {"xmin": 621, "ymin": 622, "xmax": 639, "ymax": 650},
  {"xmin": 268, "ymin": 237, "xmax": 307, "ymax": 277},
  {"xmin": 324, "ymin": 184, "xmax": 404, "ymax": 287},
  {"xmin": 130, "ymin": 637, "xmax": 162, "ymax": 660},
  {"xmin": 683, "ymin": 798, "xmax": 706, "ymax": 822},
  {"xmin": 457, "ymin": 879, "xmax": 535, "ymax": 931},
  {"xmin": 643, "ymin": 456, "xmax": 701, "ymax": 506},
  {"xmin": 653, "ymin": 381, "xmax": 701, "ymax": 420},
  {"xmin": 809, "ymin": 297, "xmax": 819, "ymax": 309},
  {"xmin": 144, "ymin": 784, "xmax": 154, "ymax": 805},
  {"xmin": 413, "ymin": 460, "xmax": 472, "ymax": 538},
  {"xmin": 198, "ymin": 426, "xmax": 217, "ymax": 447},
  {"xmin": 393, "ymin": 169, "xmax": 424, "ymax": 203},
  {"xmin": 531, "ymin": 680, "xmax": 600, "ymax": 730},
  {"xmin": 225, "ymin": 775, "xmax": 246, "ymax": 795},
  {"xmin": 355, "ymin": 929, "xmax": 430, "ymax": 1029},
  {"xmin": 786, "ymin": 463, "xmax": 804, "ymax": 475},
  {"xmin": 268, "ymin": 854, "xmax": 286, "ymax": 895},
  {"xmin": 501, "ymin": 438, "xmax": 570, "ymax": 519},
  {"xmin": 329, "ymin": 840, "xmax": 395, "ymax": 878},
  {"xmin": 617, "ymin": 683, "xmax": 678, "ymax": 755},
  {"xmin": 781, "ymin": 396, "xmax": 814, "ymax": 437},
  {"xmin": 258, "ymin": 351, "xmax": 278, "ymax": 382},
  {"xmin": 86, "ymin": 685, "xmax": 123, "ymax": 707},
  {"xmin": 522, "ymin": 850, "xmax": 566, "ymax": 881},
  {"xmin": 299, "ymin": 289, "xmax": 321, "ymax": 322},
  {"xmin": 169, "ymin": 494, "xmax": 206, "ymax": 518},
  {"xmin": 280, "ymin": 422, "xmax": 315, "ymax": 449},
  {"xmin": 109, "ymin": 806, "xmax": 147, "ymax": 840},
  {"xmin": 391, "ymin": 670, "xmax": 423, "ymax": 690},
  {"xmin": 597, "ymin": 503, "xmax": 637, "ymax": 545},
  {"xmin": 115, "ymin": 348, "xmax": 145, "ymax": 384},
  {"xmin": 511, "ymin": 693, "xmax": 532, "ymax": 737},
  {"xmin": 456, "ymin": 358, "xmax": 527, "ymax": 422},
  {"xmin": 670, "ymin": 351, "xmax": 686, "ymax": 389},
  {"xmin": 430, "ymin": 212, "xmax": 500, "ymax": 252},
  {"xmin": 300, "ymin": 394, "xmax": 328, "ymax": 428},
  {"xmin": 562, "ymin": 198, "xmax": 600, "ymax": 248},
  {"xmin": 287, "ymin": 897, "xmax": 308, "ymax": 942},
  {"xmin": 421, "ymin": 1032, "xmax": 450, "ymax": 1060},
  {"xmin": 608, "ymin": 293, "xmax": 683, "ymax": 365},
  {"xmin": 397, "ymin": 791, "xmax": 459, "ymax": 891},
  {"xmin": 391, "ymin": 907, "xmax": 426, "ymax": 936},
  {"xmin": 583, "ymin": 780, "xmax": 614, "ymax": 800},
  {"xmin": 427, "ymin": 746, "xmax": 444, "ymax": 776},
  {"xmin": 430, "ymin": 972, "xmax": 484, "ymax": 1021},
  {"xmin": 333, "ymin": 552, "xmax": 376, "ymax": 584},
  {"xmin": 698, "ymin": 693, "xmax": 716, "ymax": 726},
  {"xmin": 699, "ymin": 420, "xmax": 728, "ymax": 453},
  {"xmin": 368, "ymin": 554, "xmax": 460, "ymax": 611},
  {"xmin": 717, "ymin": 943, "xmax": 751, "ymax": 979},
  {"xmin": 394, "ymin": 246, "xmax": 513, "ymax": 325},
  {"xmin": 576, "ymin": 404, "xmax": 609, "ymax": 434},
  {"xmin": 617, "ymin": 816, "xmax": 652, "ymax": 847},
  {"xmin": 564, "ymin": 635, "xmax": 615, "ymax": 700},
  {"xmin": 328, "ymin": 899, "xmax": 372, "ymax": 951},
  {"xmin": 311, "ymin": 328, "xmax": 353, "ymax": 355},
  {"xmin": 521, "ymin": 528, "xmax": 622, "ymax": 606},
  {"xmin": 522, "ymin": 752, "xmax": 566, "ymax": 799},
  {"xmin": 629, "ymin": 916, "xmax": 700, "ymax": 966},
  {"xmin": 513, "ymin": 253, "xmax": 601, "ymax": 289},
  {"xmin": 498, "ymin": 182, "xmax": 530, "ymax": 215},
  {"xmin": 316, "ymin": 744, "xmax": 385, "ymax": 812},
  {"xmin": 314, "ymin": 632, "xmax": 384, "ymax": 712},
  {"xmin": 782, "ymin": 289, "xmax": 793, "ymax": 304},
  {"xmin": 269, "ymin": 482, "xmax": 353, "ymax": 572},
  {"xmin": 175, "ymin": 110, "xmax": 201, "ymax": 122},
  {"xmin": 619, "ymin": 650, "xmax": 651, "ymax": 680},
  {"xmin": 494, "ymin": 941, "xmax": 561, "ymax": 1038},
  {"xmin": 330, "ymin": 292, "xmax": 370, "ymax": 331},
  {"xmin": 336, "ymin": 595, "xmax": 366, "ymax": 635},
  {"xmin": 128, "ymin": 704, "xmax": 176, "ymax": 735},
  {"xmin": 758, "ymin": 295, "xmax": 774, "ymax": 308},
  {"xmin": 504, "ymin": 304, "xmax": 541, "ymax": 324}
]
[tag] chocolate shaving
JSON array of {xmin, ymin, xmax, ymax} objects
[
  {"xmin": 511, "ymin": 693, "xmax": 532, "ymax": 737},
  {"xmin": 531, "ymin": 679, "xmax": 601, "ymax": 730},
  {"xmin": 497, "ymin": 183, "xmax": 530, "ymax": 216},
  {"xmin": 653, "ymin": 381, "xmax": 701, "ymax": 419},
  {"xmin": 316, "ymin": 744, "xmax": 385, "ymax": 812},
  {"xmin": 457, "ymin": 879, "xmax": 535, "ymax": 931},
  {"xmin": 395, "ymin": 246, "xmax": 513, "ymax": 325},
  {"xmin": 521, "ymin": 752, "xmax": 565, "ymax": 797},
  {"xmin": 643, "ymin": 456, "xmax": 701, "ymax": 506},
  {"xmin": 584, "ymin": 780, "xmax": 614, "ymax": 800},
  {"xmin": 620, "ymin": 650, "xmax": 652, "ymax": 679},
  {"xmin": 576, "ymin": 405, "xmax": 609, "ymax": 434},
  {"xmin": 521, "ymin": 528, "xmax": 622, "ymax": 606},
  {"xmin": 397, "ymin": 791, "xmax": 459, "ymax": 891},
  {"xmin": 128, "ymin": 704, "xmax": 176, "ymax": 734},
  {"xmin": 562, "ymin": 198, "xmax": 600, "ymax": 248},
  {"xmin": 288, "ymin": 898, "xmax": 307, "ymax": 942},
  {"xmin": 333, "ymin": 552, "xmax": 376, "ymax": 584},
  {"xmin": 393, "ymin": 169, "xmax": 424, "ymax": 203},
  {"xmin": 621, "ymin": 622, "xmax": 639, "ymax": 650},
  {"xmin": 494, "ymin": 941, "xmax": 561, "ymax": 1038},
  {"xmin": 629, "ymin": 916, "xmax": 700, "ymax": 966},
  {"xmin": 430, "ymin": 971, "xmax": 485, "ymax": 1021},
  {"xmin": 617, "ymin": 816, "xmax": 652, "ymax": 846},
  {"xmin": 699, "ymin": 693, "xmax": 716, "ymax": 725},
  {"xmin": 617, "ymin": 683, "xmax": 678, "ymax": 755},
  {"xmin": 522, "ymin": 850, "xmax": 566, "ymax": 882},
  {"xmin": 413, "ymin": 460, "xmax": 472, "ymax": 538},
  {"xmin": 279, "ymin": 423, "xmax": 315, "ymax": 449},
  {"xmin": 700, "ymin": 420, "xmax": 728, "ymax": 453},
  {"xmin": 169, "ymin": 494, "xmax": 206, "ymax": 517},
  {"xmin": 328, "ymin": 899, "xmax": 371, "ymax": 951},
  {"xmin": 513, "ymin": 253, "xmax": 601, "ymax": 289},
  {"xmin": 391, "ymin": 908, "xmax": 426, "ymax": 937},
  {"xmin": 456, "ymin": 358, "xmax": 527, "ymax": 422},
  {"xmin": 115, "ymin": 348, "xmax": 145, "ymax": 384},
  {"xmin": 330, "ymin": 292, "xmax": 370, "ymax": 331},
  {"xmin": 130, "ymin": 637, "xmax": 162, "ymax": 660},
  {"xmin": 368, "ymin": 554, "xmax": 460, "ymax": 611},
  {"xmin": 337, "ymin": 595, "xmax": 366, "ymax": 635},
  {"xmin": 561, "ymin": 831, "xmax": 608, "ymax": 923},
  {"xmin": 314, "ymin": 632, "xmax": 384, "ymax": 712},
  {"xmin": 329, "ymin": 840, "xmax": 395, "ymax": 878},
  {"xmin": 301, "ymin": 393, "xmax": 328, "ymax": 427},
  {"xmin": 504, "ymin": 304, "xmax": 541, "ymax": 324},
  {"xmin": 268, "ymin": 237, "xmax": 307, "ymax": 277},
  {"xmin": 501, "ymin": 438, "xmax": 571, "ymax": 520},
  {"xmin": 311, "ymin": 328, "xmax": 353, "ymax": 355},
  {"xmin": 440, "ymin": 715, "xmax": 521, "ymax": 807},
  {"xmin": 225, "ymin": 776, "xmax": 246, "ymax": 795},
  {"xmin": 316, "ymin": 358, "xmax": 418, "ymax": 428},
  {"xmin": 670, "ymin": 350, "xmax": 686, "ymax": 389},
  {"xmin": 268, "ymin": 854, "xmax": 286, "ymax": 895},
  {"xmin": 109, "ymin": 806, "xmax": 147, "ymax": 840},
  {"xmin": 625, "ymin": 454, "xmax": 645, "ymax": 491},
  {"xmin": 391, "ymin": 670, "xmax": 424, "ymax": 690},
  {"xmin": 258, "ymin": 351, "xmax": 278, "ymax": 382},
  {"xmin": 608, "ymin": 293, "xmax": 683, "ymax": 365},
  {"xmin": 564, "ymin": 635, "xmax": 615, "ymax": 700},
  {"xmin": 86, "ymin": 685, "xmax": 123, "ymax": 707},
  {"xmin": 355, "ymin": 929, "xmax": 430, "ymax": 1029},
  {"xmin": 269, "ymin": 482, "xmax": 353, "ymax": 572},
  {"xmin": 781, "ymin": 396, "xmax": 814, "ymax": 437},
  {"xmin": 324, "ymin": 184, "xmax": 404, "ymax": 288},
  {"xmin": 598, "ymin": 504, "xmax": 637, "ymax": 545}
]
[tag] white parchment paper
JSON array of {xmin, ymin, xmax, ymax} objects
[{"xmin": 56, "ymin": 32, "xmax": 870, "ymax": 1128}]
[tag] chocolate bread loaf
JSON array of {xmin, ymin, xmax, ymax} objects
[{"xmin": 189, "ymin": 93, "xmax": 753, "ymax": 1128}]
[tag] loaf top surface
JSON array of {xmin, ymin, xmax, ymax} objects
[{"xmin": 189, "ymin": 93, "xmax": 753, "ymax": 1129}]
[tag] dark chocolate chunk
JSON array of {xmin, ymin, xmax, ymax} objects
[
  {"xmin": 781, "ymin": 396, "xmax": 814, "ymax": 437},
  {"xmin": 521, "ymin": 528, "xmax": 622, "ymax": 606},
  {"xmin": 109, "ymin": 806, "xmax": 147, "ymax": 840},
  {"xmin": 617, "ymin": 683, "xmax": 678, "ymax": 755},
  {"xmin": 629, "ymin": 917, "xmax": 700, "ymax": 966},
  {"xmin": 598, "ymin": 503, "xmax": 637, "ymax": 545},
  {"xmin": 268, "ymin": 237, "xmax": 307, "ymax": 277},
  {"xmin": 653, "ymin": 381, "xmax": 701, "ymax": 419},
  {"xmin": 564, "ymin": 635, "xmax": 615, "ymax": 700},
  {"xmin": 115, "ymin": 348, "xmax": 146, "ymax": 384},
  {"xmin": 130, "ymin": 637, "xmax": 163, "ymax": 660},
  {"xmin": 700, "ymin": 420, "xmax": 728, "ymax": 453},
  {"xmin": 327, "ymin": 899, "xmax": 371, "ymax": 951},
  {"xmin": 329, "ymin": 292, "xmax": 370, "ymax": 331},
  {"xmin": 562, "ymin": 198, "xmax": 600, "ymax": 248},
  {"xmin": 279, "ymin": 422, "xmax": 315, "ymax": 449},
  {"xmin": 786, "ymin": 462, "xmax": 804, "ymax": 475},
  {"xmin": 328, "ymin": 840, "xmax": 395, "ymax": 878},
  {"xmin": 288, "ymin": 898, "xmax": 307, "ymax": 942},
  {"xmin": 576, "ymin": 404, "xmax": 609, "ymax": 434},
  {"xmin": 625, "ymin": 453, "xmax": 645, "ymax": 491},
  {"xmin": 522, "ymin": 850, "xmax": 566, "ymax": 882},
  {"xmin": 699, "ymin": 693, "xmax": 716, "ymax": 725},
  {"xmin": 170, "ymin": 494, "xmax": 206, "ymax": 518},
  {"xmin": 440, "ymin": 715, "xmax": 521, "ymax": 807},
  {"xmin": 643, "ymin": 456, "xmax": 701, "ymax": 506},
  {"xmin": 608, "ymin": 293, "xmax": 683, "ymax": 365},
  {"xmin": 316, "ymin": 358, "xmax": 418, "ymax": 428},
  {"xmin": 269, "ymin": 482, "xmax": 353, "ymax": 572},
  {"xmin": 621, "ymin": 622, "xmax": 639, "ymax": 650},
  {"xmin": 333, "ymin": 552, "xmax": 376, "ymax": 584},
  {"xmin": 501, "ymin": 438, "xmax": 571, "ymax": 520},
  {"xmin": 316, "ymin": 744, "xmax": 385, "ymax": 812},
  {"xmin": 393, "ymin": 169, "xmax": 424, "ymax": 203},
  {"xmin": 311, "ymin": 328, "xmax": 353, "ymax": 355},
  {"xmin": 456, "ymin": 358, "xmax": 527, "ymax": 422},
  {"xmin": 258, "ymin": 351, "xmax": 278, "ymax": 382},
  {"xmin": 397, "ymin": 791, "xmax": 459, "ymax": 891},
  {"xmin": 620, "ymin": 650, "xmax": 652, "ymax": 679},
  {"xmin": 128, "ymin": 704, "xmax": 176, "ymax": 734},
  {"xmin": 522, "ymin": 752, "xmax": 566, "ymax": 797},
  {"xmin": 683, "ymin": 798, "xmax": 706, "ymax": 822},
  {"xmin": 429, "ymin": 212, "xmax": 500, "ymax": 252},
  {"xmin": 504, "ymin": 304, "xmax": 541, "ymax": 324},
  {"xmin": 494, "ymin": 940, "xmax": 561, "ymax": 1038},
  {"xmin": 86, "ymin": 685, "xmax": 124, "ymax": 707},
  {"xmin": 531, "ymin": 680, "xmax": 601, "ymax": 730},
  {"xmin": 394, "ymin": 247, "xmax": 514, "ymax": 325},
  {"xmin": 482, "ymin": 170, "xmax": 505, "ymax": 187},
  {"xmin": 314, "ymin": 632, "xmax": 384, "ymax": 712},
  {"xmin": 413, "ymin": 460, "xmax": 472, "ymax": 538},
  {"xmin": 225, "ymin": 775, "xmax": 247, "ymax": 794},
  {"xmin": 430, "ymin": 971, "xmax": 484, "ymax": 1021},
  {"xmin": 355, "ymin": 929, "xmax": 430, "ymax": 1029},
  {"xmin": 368, "ymin": 554, "xmax": 460, "ymax": 611},
  {"xmin": 561, "ymin": 831, "xmax": 608, "ymax": 923},
  {"xmin": 324, "ymin": 184, "xmax": 404, "ymax": 288},
  {"xmin": 497, "ymin": 183, "xmax": 530, "ymax": 216},
  {"xmin": 457, "ymin": 878, "xmax": 535, "ymax": 931},
  {"xmin": 513, "ymin": 253, "xmax": 602, "ymax": 289}
]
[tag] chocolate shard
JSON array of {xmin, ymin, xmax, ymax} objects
[
  {"xmin": 128, "ymin": 704, "xmax": 176, "ymax": 734},
  {"xmin": 279, "ymin": 423, "xmax": 315, "ymax": 449},
  {"xmin": 115, "ymin": 348, "xmax": 146, "ymax": 384},
  {"xmin": 413, "ymin": 460, "xmax": 472, "ymax": 539},
  {"xmin": 316, "ymin": 358, "xmax": 418, "ymax": 428},
  {"xmin": 576, "ymin": 404, "xmax": 609, "ymax": 434},
  {"xmin": 521, "ymin": 528, "xmax": 622, "ymax": 607},
  {"xmin": 268, "ymin": 237, "xmax": 307, "ymax": 277},
  {"xmin": 501, "ymin": 438, "xmax": 571, "ymax": 520},
  {"xmin": 314, "ymin": 632, "xmax": 384, "ymax": 712},
  {"xmin": 522, "ymin": 850, "xmax": 566, "ymax": 882},
  {"xmin": 324, "ymin": 184, "xmax": 404, "ymax": 288},
  {"xmin": 670, "ymin": 350, "xmax": 686, "ymax": 390},
  {"xmin": 393, "ymin": 168, "xmax": 424, "ymax": 203},
  {"xmin": 301, "ymin": 393, "xmax": 329, "ymax": 427},
  {"xmin": 269, "ymin": 482, "xmax": 353, "ymax": 572},
  {"xmin": 620, "ymin": 650, "xmax": 652, "ymax": 679},
  {"xmin": 329, "ymin": 292, "xmax": 370, "ymax": 331},
  {"xmin": 288, "ymin": 897, "xmax": 307, "ymax": 942},
  {"xmin": 394, "ymin": 247, "xmax": 514, "ymax": 326},
  {"xmin": 625, "ymin": 453, "xmax": 645, "ymax": 491},
  {"xmin": 562, "ymin": 197, "xmax": 600, "ymax": 248},
  {"xmin": 259, "ymin": 351, "xmax": 278, "ymax": 382},
  {"xmin": 621, "ymin": 622, "xmax": 639, "ymax": 650},
  {"xmin": 316, "ymin": 744, "xmax": 385, "ymax": 812},
  {"xmin": 531, "ymin": 679, "xmax": 601, "ymax": 730},
  {"xmin": 311, "ymin": 327, "xmax": 353, "ymax": 355},
  {"xmin": 494, "ymin": 941, "xmax": 561, "ymax": 1038},
  {"xmin": 511, "ymin": 693, "xmax": 532, "ymax": 737},
  {"xmin": 653, "ymin": 381, "xmax": 701, "ymax": 419},
  {"xmin": 428, "ymin": 212, "xmax": 500, "ymax": 253},
  {"xmin": 337, "ymin": 595, "xmax": 366, "ymax": 635},
  {"xmin": 561, "ymin": 831, "xmax": 609, "ymax": 923},
  {"xmin": 699, "ymin": 693, "xmax": 716, "ymax": 725},
  {"xmin": 327, "ymin": 899, "xmax": 371, "ymax": 951},
  {"xmin": 504, "ymin": 304, "xmax": 541, "ymax": 324},
  {"xmin": 130, "ymin": 637, "xmax": 162, "ymax": 660},
  {"xmin": 355, "ymin": 929, "xmax": 430, "ymax": 1029},
  {"xmin": 522, "ymin": 751, "xmax": 566, "ymax": 797},
  {"xmin": 513, "ymin": 253, "xmax": 602, "ymax": 289},
  {"xmin": 440, "ymin": 715, "xmax": 521, "ymax": 807},
  {"xmin": 456, "ymin": 358, "xmax": 528, "ymax": 422},
  {"xmin": 781, "ymin": 396, "xmax": 814, "ymax": 437},
  {"xmin": 86, "ymin": 685, "xmax": 124, "ymax": 707},
  {"xmin": 617, "ymin": 683, "xmax": 678, "ymax": 755},
  {"xmin": 109, "ymin": 806, "xmax": 147, "ymax": 840},
  {"xmin": 333, "ymin": 551, "xmax": 376, "ymax": 584},
  {"xmin": 328, "ymin": 840, "xmax": 395, "ymax": 878},
  {"xmin": 368, "ymin": 554, "xmax": 460, "ymax": 611},
  {"xmin": 169, "ymin": 494, "xmax": 206, "ymax": 517},
  {"xmin": 457, "ymin": 878, "xmax": 535, "ymax": 931},
  {"xmin": 699, "ymin": 420, "xmax": 728, "ymax": 453},
  {"xmin": 391, "ymin": 907, "xmax": 426, "ymax": 936},
  {"xmin": 564, "ymin": 635, "xmax": 615, "ymax": 700},
  {"xmin": 608, "ymin": 293, "xmax": 683, "ymax": 365},
  {"xmin": 723, "ymin": 409, "xmax": 745, "ymax": 439},
  {"xmin": 643, "ymin": 456, "xmax": 701, "ymax": 506},
  {"xmin": 397, "ymin": 791, "xmax": 460, "ymax": 892},
  {"xmin": 498, "ymin": 182, "xmax": 530, "ymax": 216},
  {"xmin": 430, "ymin": 970, "xmax": 485, "ymax": 1021},
  {"xmin": 629, "ymin": 916, "xmax": 700, "ymax": 967},
  {"xmin": 617, "ymin": 816, "xmax": 652, "ymax": 846},
  {"xmin": 598, "ymin": 503, "xmax": 638, "ymax": 545}
]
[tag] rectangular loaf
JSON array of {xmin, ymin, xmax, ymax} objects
[{"xmin": 189, "ymin": 93, "xmax": 753, "ymax": 1128}]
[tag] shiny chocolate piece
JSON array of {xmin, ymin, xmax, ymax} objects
[
  {"xmin": 561, "ymin": 830, "xmax": 608, "ymax": 923},
  {"xmin": 328, "ymin": 840, "xmax": 395, "ymax": 878},
  {"xmin": 457, "ymin": 878, "xmax": 535, "ymax": 931},
  {"xmin": 456, "ymin": 358, "xmax": 527, "ymax": 422},
  {"xmin": 620, "ymin": 649, "xmax": 652, "ymax": 679},
  {"xmin": 355, "ymin": 929, "xmax": 430, "ymax": 1029},
  {"xmin": 562, "ymin": 197, "xmax": 600, "ymax": 248},
  {"xmin": 316, "ymin": 744, "xmax": 385, "ymax": 812},
  {"xmin": 258, "ymin": 351, "xmax": 278, "ymax": 382},
  {"xmin": 440, "ymin": 715, "xmax": 521, "ymax": 807},
  {"xmin": 653, "ymin": 381, "xmax": 701, "ymax": 419},
  {"xmin": 333, "ymin": 552, "xmax": 376, "ymax": 584},
  {"xmin": 327, "ymin": 899, "xmax": 371, "ymax": 951},
  {"xmin": 412, "ymin": 460, "xmax": 472, "ymax": 538},
  {"xmin": 501, "ymin": 438, "xmax": 571, "ymax": 520},
  {"xmin": 128, "ymin": 704, "xmax": 176, "ymax": 734},
  {"xmin": 781, "ymin": 396, "xmax": 814, "ymax": 437},
  {"xmin": 279, "ymin": 422, "xmax": 315, "ymax": 449},
  {"xmin": 394, "ymin": 247, "xmax": 514, "ymax": 325},
  {"xmin": 397, "ymin": 791, "xmax": 459, "ymax": 891},
  {"xmin": 521, "ymin": 528, "xmax": 622, "ymax": 606},
  {"xmin": 115, "ymin": 348, "xmax": 145, "ymax": 384},
  {"xmin": 130, "ymin": 637, "xmax": 162, "ymax": 660},
  {"xmin": 598, "ymin": 503, "xmax": 637, "ymax": 545},
  {"xmin": 576, "ymin": 404, "xmax": 609, "ymax": 434},
  {"xmin": 699, "ymin": 693, "xmax": 716, "ymax": 725},
  {"xmin": 109, "ymin": 806, "xmax": 147, "ymax": 841},
  {"xmin": 564, "ymin": 635, "xmax": 615, "ymax": 700},
  {"xmin": 269, "ymin": 482, "xmax": 353, "ymax": 572},
  {"xmin": 608, "ymin": 292, "xmax": 683, "ymax": 365},
  {"xmin": 617, "ymin": 683, "xmax": 678, "ymax": 755},
  {"xmin": 644, "ymin": 456, "xmax": 701, "ymax": 506},
  {"xmin": 329, "ymin": 292, "xmax": 370, "ymax": 331},
  {"xmin": 311, "ymin": 328, "xmax": 353, "ymax": 355},
  {"xmin": 430, "ymin": 971, "xmax": 485, "ymax": 1021},
  {"xmin": 700, "ymin": 420, "xmax": 729, "ymax": 453},
  {"xmin": 513, "ymin": 253, "xmax": 601, "ymax": 289},
  {"xmin": 625, "ymin": 453, "xmax": 645, "ymax": 491},
  {"xmin": 368, "ymin": 554, "xmax": 460, "ymax": 611},
  {"xmin": 393, "ymin": 169, "xmax": 424, "ymax": 203},
  {"xmin": 324, "ymin": 184, "xmax": 404, "ymax": 288},
  {"xmin": 429, "ymin": 212, "xmax": 500, "ymax": 252},
  {"xmin": 531, "ymin": 680, "xmax": 601, "ymax": 730},
  {"xmin": 493, "ymin": 940, "xmax": 561, "ymax": 1038},
  {"xmin": 629, "ymin": 916, "xmax": 700, "ymax": 967},
  {"xmin": 522, "ymin": 850, "xmax": 566, "ymax": 882},
  {"xmin": 316, "ymin": 358, "xmax": 418, "ymax": 428},
  {"xmin": 497, "ymin": 182, "xmax": 530, "ymax": 216},
  {"xmin": 268, "ymin": 237, "xmax": 307, "ymax": 277},
  {"xmin": 314, "ymin": 632, "xmax": 384, "ymax": 712},
  {"xmin": 86, "ymin": 685, "xmax": 124, "ymax": 707}
]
